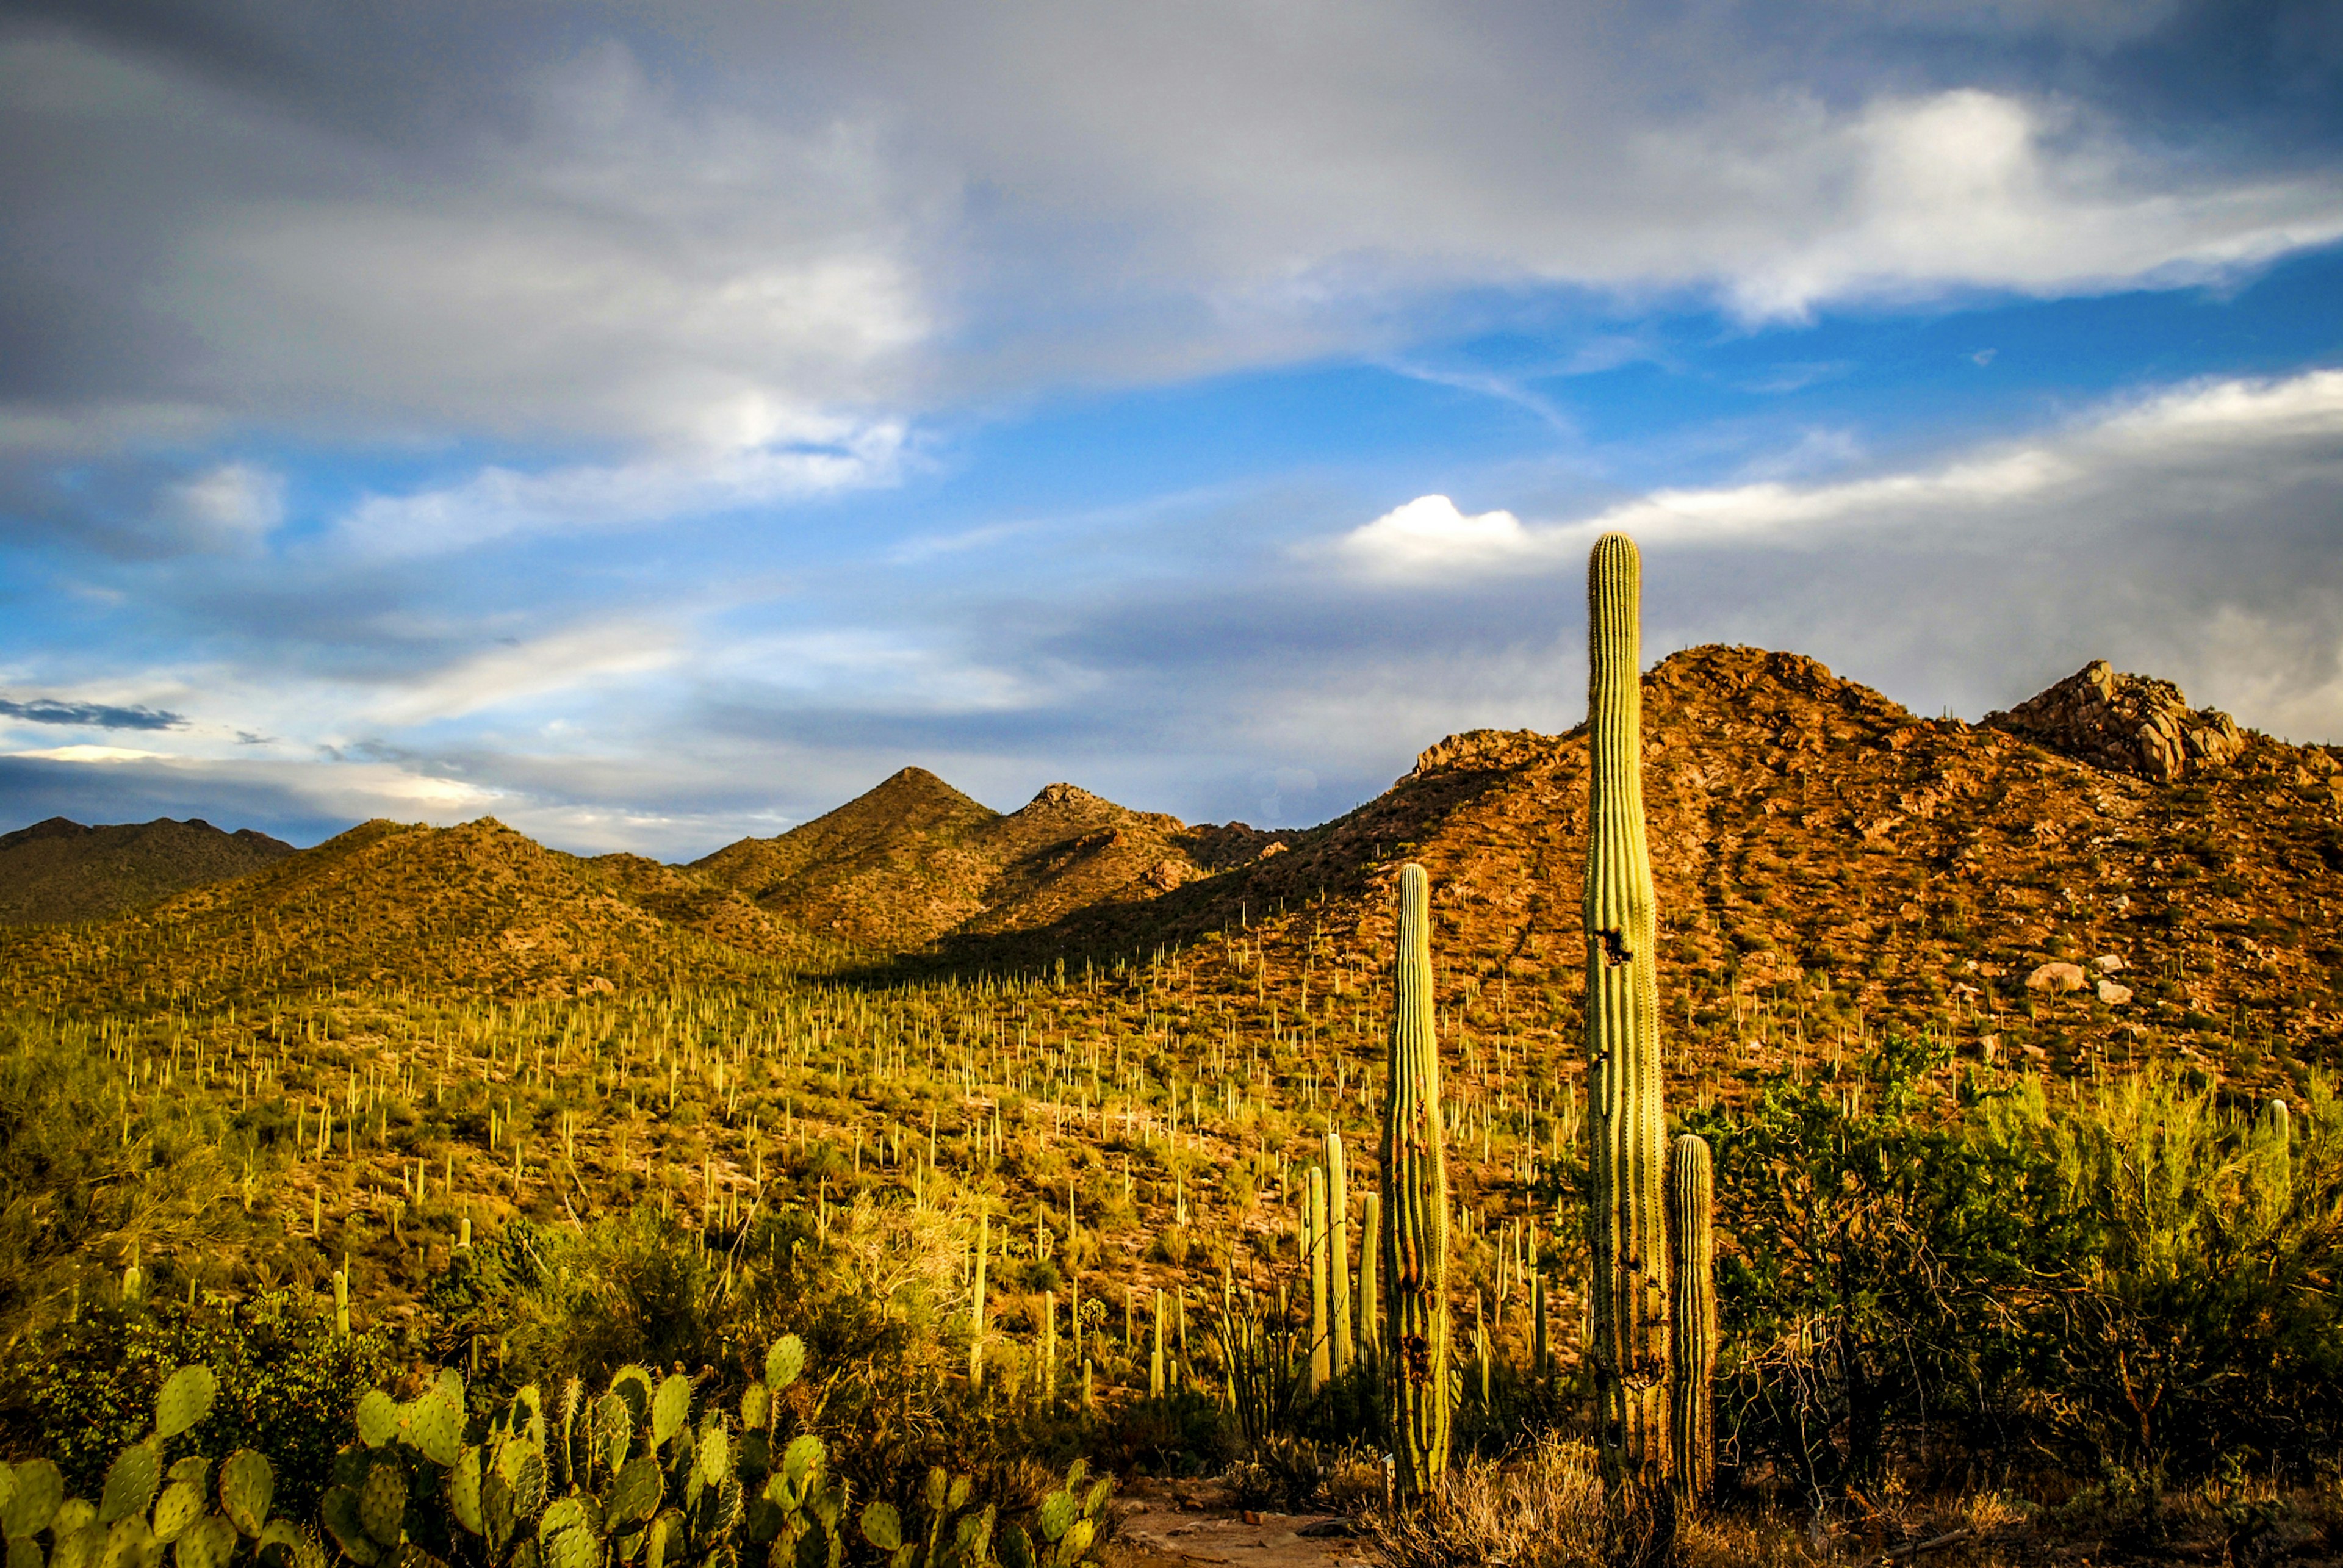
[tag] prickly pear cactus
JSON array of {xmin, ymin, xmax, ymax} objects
[
  {"xmin": 21, "ymin": 1366, "xmax": 300, "ymax": 1568},
  {"xmin": 995, "ymin": 1458, "xmax": 1110, "ymax": 1568}
]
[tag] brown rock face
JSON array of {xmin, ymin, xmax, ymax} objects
[{"xmin": 1985, "ymin": 660, "xmax": 2246, "ymax": 781}]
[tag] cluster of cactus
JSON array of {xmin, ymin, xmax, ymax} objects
[
  {"xmin": 1581, "ymin": 532, "xmax": 1722, "ymax": 1550},
  {"xmin": 3, "ymin": 1331, "xmax": 1110, "ymax": 1568},
  {"xmin": 320, "ymin": 1336, "xmax": 843, "ymax": 1568},
  {"xmin": 1379, "ymin": 860, "xmax": 1452, "ymax": 1501},
  {"xmin": 1, "ymin": 1365, "xmax": 311, "ymax": 1568},
  {"xmin": 858, "ymin": 1460, "xmax": 1106, "ymax": 1568}
]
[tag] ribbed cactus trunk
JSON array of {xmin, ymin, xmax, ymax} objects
[
  {"xmin": 1308, "ymin": 1166, "xmax": 1331, "ymax": 1392},
  {"xmin": 971, "ymin": 1210, "xmax": 988, "ymax": 1389},
  {"xmin": 1669, "ymin": 1134, "xmax": 1715, "ymax": 1511},
  {"xmin": 1381, "ymin": 861, "xmax": 1452, "ymax": 1501},
  {"xmin": 1358, "ymin": 1190, "xmax": 1382, "ymax": 1371},
  {"xmin": 1327, "ymin": 1131, "xmax": 1355, "ymax": 1376},
  {"xmin": 1585, "ymin": 533, "xmax": 1674, "ymax": 1563}
]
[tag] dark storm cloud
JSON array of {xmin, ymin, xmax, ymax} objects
[
  {"xmin": 0, "ymin": 755, "xmax": 345, "ymax": 843},
  {"xmin": 0, "ymin": 697, "xmax": 184, "ymax": 730}
]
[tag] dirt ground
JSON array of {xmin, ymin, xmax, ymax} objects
[{"xmin": 1104, "ymin": 1478, "xmax": 1370, "ymax": 1568}]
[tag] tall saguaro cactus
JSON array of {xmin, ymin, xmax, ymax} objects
[
  {"xmin": 1585, "ymin": 532, "xmax": 1674, "ymax": 1558},
  {"xmin": 1308, "ymin": 1165, "xmax": 1331, "ymax": 1392},
  {"xmin": 1327, "ymin": 1130, "xmax": 1355, "ymax": 1375},
  {"xmin": 1669, "ymin": 1133, "xmax": 1716, "ymax": 1510},
  {"xmin": 1381, "ymin": 861, "xmax": 1452, "ymax": 1501}
]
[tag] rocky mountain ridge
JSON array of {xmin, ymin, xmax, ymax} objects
[
  {"xmin": 0, "ymin": 815, "xmax": 294, "ymax": 925},
  {"xmin": 5, "ymin": 648, "xmax": 2338, "ymax": 1100}
]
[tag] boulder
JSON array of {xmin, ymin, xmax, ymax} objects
[
  {"xmin": 2027, "ymin": 961, "xmax": 2089, "ymax": 993},
  {"xmin": 2093, "ymin": 954, "xmax": 2126, "ymax": 973},
  {"xmin": 1984, "ymin": 660, "xmax": 2246, "ymax": 781},
  {"xmin": 2096, "ymin": 979, "xmax": 2134, "ymax": 1006}
]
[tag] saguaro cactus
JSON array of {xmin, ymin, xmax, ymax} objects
[
  {"xmin": 1585, "ymin": 532, "xmax": 1674, "ymax": 1558},
  {"xmin": 1308, "ymin": 1166, "xmax": 1331, "ymax": 1392},
  {"xmin": 971, "ymin": 1210, "xmax": 990, "ymax": 1388},
  {"xmin": 1358, "ymin": 1191, "xmax": 1382, "ymax": 1371},
  {"xmin": 1327, "ymin": 1131, "xmax": 1355, "ymax": 1376},
  {"xmin": 1381, "ymin": 861, "xmax": 1452, "ymax": 1500},
  {"xmin": 1669, "ymin": 1133, "xmax": 1716, "ymax": 1510}
]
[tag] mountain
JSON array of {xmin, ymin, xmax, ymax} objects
[
  {"xmin": 0, "ymin": 816, "xmax": 295, "ymax": 925},
  {"xmin": 988, "ymin": 644, "xmax": 2341, "ymax": 1093},
  {"xmin": 0, "ymin": 817, "xmax": 841, "ymax": 1004},
  {"xmin": 6, "ymin": 647, "xmax": 2337, "ymax": 1095},
  {"xmin": 692, "ymin": 766, "xmax": 1289, "ymax": 952}
]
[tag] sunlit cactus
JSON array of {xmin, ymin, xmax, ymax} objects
[
  {"xmin": 1307, "ymin": 1165, "xmax": 1331, "ymax": 1392},
  {"xmin": 1326, "ymin": 1130, "xmax": 1355, "ymax": 1376},
  {"xmin": 1584, "ymin": 531, "xmax": 1674, "ymax": 1559},
  {"xmin": 1669, "ymin": 1132, "xmax": 1716, "ymax": 1510},
  {"xmin": 1380, "ymin": 861, "xmax": 1452, "ymax": 1501}
]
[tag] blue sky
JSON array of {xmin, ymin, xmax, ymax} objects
[{"xmin": 3, "ymin": 1, "xmax": 2341, "ymax": 855}]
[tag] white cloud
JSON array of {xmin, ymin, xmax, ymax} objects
[
  {"xmin": 6, "ymin": 744, "xmax": 171, "ymax": 763},
  {"xmin": 164, "ymin": 461, "xmax": 285, "ymax": 548},
  {"xmin": 1335, "ymin": 495, "xmax": 1535, "ymax": 574},
  {"xmin": 334, "ymin": 414, "xmax": 907, "ymax": 558},
  {"xmin": 364, "ymin": 621, "xmax": 685, "ymax": 725},
  {"xmin": 1336, "ymin": 370, "xmax": 2343, "ymax": 579}
]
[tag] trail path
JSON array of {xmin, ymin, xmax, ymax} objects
[{"xmin": 1104, "ymin": 1480, "xmax": 1369, "ymax": 1568}]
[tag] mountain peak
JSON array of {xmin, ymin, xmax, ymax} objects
[{"xmin": 1986, "ymin": 660, "xmax": 2247, "ymax": 780}]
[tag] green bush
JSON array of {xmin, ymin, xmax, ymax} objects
[
  {"xmin": 1689, "ymin": 1042, "xmax": 2343, "ymax": 1502},
  {"xmin": 0, "ymin": 1292, "xmax": 396, "ymax": 1519}
]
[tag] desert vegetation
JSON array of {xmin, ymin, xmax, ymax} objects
[{"xmin": 1, "ymin": 538, "xmax": 2339, "ymax": 1567}]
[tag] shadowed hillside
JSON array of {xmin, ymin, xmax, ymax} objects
[
  {"xmin": 0, "ymin": 815, "xmax": 294, "ymax": 924},
  {"xmin": 0, "ymin": 816, "xmax": 846, "ymax": 1006},
  {"xmin": 693, "ymin": 766, "xmax": 1290, "ymax": 950}
]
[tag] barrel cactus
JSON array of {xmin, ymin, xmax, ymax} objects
[{"xmin": 1380, "ymin": 861, "xmax": 1452, "ymax": 1501}]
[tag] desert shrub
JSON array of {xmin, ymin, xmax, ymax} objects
[
  {"xmin": 1999, "ymin": 1069, "xmax": 2343, "ymax": 1476},
  {"xmin": 1693, "ymin": 1041, "xmax": 2343, "ymax": 1502},
  {"xmin": 1689, "ymin": 1035, "xmax": 2054, "ymax": 1504},
  {"xmin": 0, "ymin": 1289, "xmax": 397, "ymax": 1516},
  {"xmin": 1363, "ymin": 1433, "xmax": 1605, "ymax": 1568}
]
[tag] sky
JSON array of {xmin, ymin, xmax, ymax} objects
[{"xmin": 2, "ymin": 0, "xmax": 2341, "ymax": 858}]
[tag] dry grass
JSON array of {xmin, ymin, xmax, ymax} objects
[{"xmin": 1362, "ymin": 1435, "xmax": 1608, "ymax": 1568}]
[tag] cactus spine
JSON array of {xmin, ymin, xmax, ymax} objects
[
  {"xmin": 1327, "ymin": 1131, "xmax": 1354, "ymax": 1376},
  {"xmin": 1585, "ymin": 533, "xmax": 1674, "ymax": 1556},
  {"xmin": 1669, "ymin": 1133, "xmax": 1716, "ymax": 1510},
  {"xmin": 1381, "ymin": 861, "xmax": 1452, "ymax": 1501}
]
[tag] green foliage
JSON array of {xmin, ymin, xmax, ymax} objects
[
  {"xmin": 1691, "ymin": 1041, "xmax": 2343, "ymax": 1498},
  {"xmin": 1, "ymin": 1294, "xmax": 395, "ymax": 1519},
  {"xmin": 1, "ymin": 1361, "xmax": 309, "ymax": 1568}
]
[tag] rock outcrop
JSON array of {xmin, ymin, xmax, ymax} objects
[{"xmin": 1985, "ymin": 660, "xmax": 2247, "ymax": 782}]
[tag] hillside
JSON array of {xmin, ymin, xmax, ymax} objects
[
  {"xmin": 4, "ymin": 645, "xmax": 2337, "ymax": 1094},
  {"xmin": 0, "ymin": 816, "xmax": 843, "ymax": 1006},
  {"xmin": 0, "ymin": 642, "xmax": 2336, "ymax": 1478},
  {"xmin": 937, "ymin": 645, "xmax": 2343, "ymax": 1091},
  {"xmin": 0, "ymin": 815, "xmax": 293, "ymax": 924},
  {"xmin": 693, "ymin": 766, "xmax": 1289, "ymax": 951}
]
